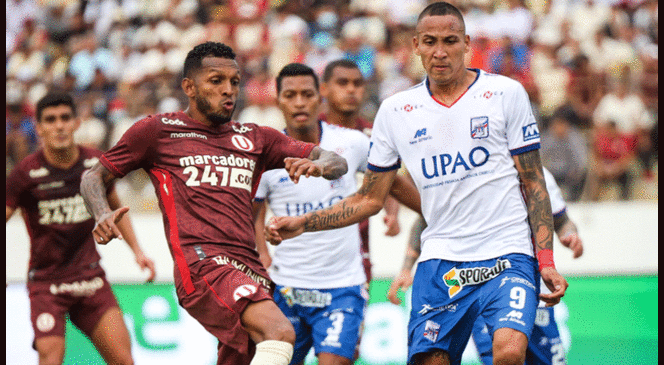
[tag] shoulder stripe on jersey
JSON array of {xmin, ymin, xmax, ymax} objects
[
  {"xmin": 367, "ymin": 161, "xmax": 401, "ymax": 172},
  {"xmin": 151, "ymin": 167, "xmax": 196, "ymax": 295},
  {"xmin": 509, "ymin": 142, "xmax": 540, "ymax": 156},
  {"xmin": 553, "ymin": 207, "xmax": 566, "ymax": 218},
  {"xmin": 100, "ymin": 155, "xmax": 126, "ymax": 177}
]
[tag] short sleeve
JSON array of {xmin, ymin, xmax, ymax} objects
[
  {"xmin": 100, "ymin": 118, "xmax": 156, "ymax": 177},
  {"xmin": 367, "ymin": 103, "xmax": 401, "ymax": 171},
  {"xmin": 259, "ymin": 126, "xmax": 315, "ymax": 171},
  {"xmin": 253, "ymin": 173, "xmax": 270, "ymax": 201},
  {"xmin": 543, "ymin": 168, "xmax": 566, "ymax": 216},
  {"xmin": 504, "ymin": 81, "xmax": 540, "ymax": 156},
  {"xmin": 355, "ymin": 132, "xmax": 371, "ymax": 174}
]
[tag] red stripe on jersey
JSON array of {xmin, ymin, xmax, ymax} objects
[
  {"xmin": 151, "ymin": 168, "xmax": 196, "ymax": 295},
  {"xmin": 100, "ymin": 155, "xmax": 125, "ymax": 177}
]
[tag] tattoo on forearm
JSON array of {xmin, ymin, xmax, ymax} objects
[
  {"xmin": 516, "ymin": 151, "xmax": 554, "ymax": 252},
  {"xmin": 80, "ymin": 165, "xmax": 114, "ymax": 219},
  {"xmin": 303, "ymin": 201, "xmax": 362, "ymax": 231},
  {"xmin": 357, "ymin": 171, "xmax": 380, "ymax": 196}
]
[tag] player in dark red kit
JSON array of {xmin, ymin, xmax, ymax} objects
[
  {"xmin": 80, "ymin": 42, "xmax": 348, "ymax": 365},
  {"xmin": 6, "ymin": 92, "xmax": 156, "ymax": 365}
]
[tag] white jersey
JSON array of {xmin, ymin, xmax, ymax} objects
[
  {"xmin": 255, "ymin": 121, "xmax": 369, "ymax": 288},
  {"xmin": 369, "ymin": 69, "xmax": 541, "ymax": 262}
]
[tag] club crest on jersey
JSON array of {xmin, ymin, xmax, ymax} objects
[
  {"xmin": 231, "ymin": 135, "xmax": 254, "ymax": 151},
  {"xmin": 470, "ymin": 116, "xmax": 489, "ymax": 139},
  {"xmin": 443, "ymin": 259, "xmax": 511, "ymax": 298},
  {"xmin": 522, "ymin": 123, "xmax": 540, "ymax": 141}
]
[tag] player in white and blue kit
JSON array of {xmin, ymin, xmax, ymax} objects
[
  {"xmin": 264, "ymin": 3, "xmax": 568, "ymax": 365},
  {"xmin": 253, "ymin": 63, "xmax": 416, "ymax": 365},
  {"xmin": 389, "ymin": 167, "xmax": 584, "ymax": 364},
  {"xmin": 472, "ymin": 168, "xmax": 584, "ymax": 365}
]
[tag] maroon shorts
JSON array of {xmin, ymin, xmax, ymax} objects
[
  {"xmin": 27, "ymin": 266, "xmax": 119, "ymax": 345},
  {"xmin": 177, "ymin": 255, "xmax": 274, "ymax": 365}
]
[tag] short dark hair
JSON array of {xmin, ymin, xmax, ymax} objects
[
  {"xmin": 183, "ymin": 42, "xmax": 236, "ymax": 79},
  {"xmin": 36, "ymin": 92, "xmax": 76, "ymax": 122},
  {"xmin": 417, "ymin": 2, "xmax": 465, "ymax": 31},
  {"xmin": 276, "ymin": 63, "xmax": 319, "ymax": 94},
  {"xmin": 322, "ymin": 59, "xmax": 361, "ymax": 83}
]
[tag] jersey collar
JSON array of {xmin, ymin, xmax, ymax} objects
[{"xmin": 425, "ymin": 68, "xmax": 481, "ymax": 108}]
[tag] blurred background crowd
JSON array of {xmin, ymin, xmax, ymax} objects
[{"xmin": 6, "ymin": 0, "xmax": 658, "ymax": 209}]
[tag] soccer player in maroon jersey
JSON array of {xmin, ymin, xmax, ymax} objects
[
  {"xmin": 80, "ymin": 42, "xmax": 348, "ymax": 365},
  {"xmin": 319, "ymin": 59, "xmax": 402, "ymax": 287},
  {"xmin": 6, "ymin": 92, "xmax": 156, "ymax": 365}
]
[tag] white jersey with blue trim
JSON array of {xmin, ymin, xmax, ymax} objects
[
  {"xmin": 368, "ymin": 69, "xmax": 541, "ymax": 262},
  {"xmin": 255, "ymin": 121, "xmax": 369, "ymax": 288}
]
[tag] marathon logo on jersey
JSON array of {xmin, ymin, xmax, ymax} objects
[
  {"xmin": 410, "ymin": 128, "xmax": 433, "ymax": 145},
  {"xmin": 38, "ymin": 194, "xmax": 92, "ymax": 225},
  {"xmin": 280, "ymin": 287, "xmax": 332, "ymax": 308},
  {"xmin": 212, "ymin": 255, "xmax": 271, "ymax": 288},
  {"xmin": 423, "ymin": 320, "xmax": 441, "ymax": 342},
  {"xmin": 29, "ymin": 167, "xmax": 49, "ymax": 178},
  {"xmin": 522, "ymin": 123, "xmax": 540, "ymax": 141},
  {"xmin": 418, "ymin": 303, "xmax": 458, "ymax": 315},
  {"xmin": 443, "ymin": 259, "xmax": 511, "ymax": 298},
  {"xmin": 162, "ymin": 117, "xmax": 186, "ymax": 126},
  {"xmin": 50, "ymin": 277, "xmax": 104, "ymax": 297},
  {"xmin": 170, "ymin": 132, "xmax": 208, "ymax": 140},
  {"xmin": 285, "ymin": 196, "xmax": 343, "ymax": 216},
  {"xmin": 470, "ymin": 116, "xmax": 489, "ymax": 139}
]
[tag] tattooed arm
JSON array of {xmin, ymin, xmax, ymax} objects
[
  {"xmin": 81, "ymin": 162, "xmax": 128, "ymax": 245},
  {"xmin": 283, "ymin": 146, "xmax": 348, "ymax": 183},
  {"xmin": 265, "ymin": 169, "xmax": 401, "ymax": 244},
  {"xmin": 513, "ymin": 149, "xmax": 568, "ymax": 306}
]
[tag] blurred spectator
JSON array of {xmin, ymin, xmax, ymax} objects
[
  {"xmin": 73, "ymin": 97, "xmax": 107, "ymax": 150},
  {"xmin": 563, "ymin": 54, "xmax": 605, "ymax": 129},
  {"xmin": 305, "ymin": 32, "xmax": 344, "ymax": 77},
  {"xmin": 568, "ymin": 0, "xmax": 611, "ymax": 44},
  {"xmin": 340, "ymin": 18, "xmax": 377, "ymax": 80},
  {"xmin": 237, "ymin": 68, "xmax": 285, "ymax": 130},
  {"xmin": 540, "ymin": 111, "xmax": 589, "ymax": 202},
  {"xmin": 587, "ymin": 121, "xmax": 637, "ymax": 201},
  {"xmin": 6, "ymin": 85, "xmax": 38, "ymax": 169},
  {"xmin": 531, "ymin": 35, "xmax": 570, "ymax": 118},
  {"xmin": 593, "ymin": 70, "xmax": 655, "ymax": 176}
]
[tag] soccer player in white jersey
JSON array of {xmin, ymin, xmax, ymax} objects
[
  {"xmin": 253, "ymin": 63, "xmax": 418, "ymax": 365},
  {"xmin": 389, "ymin": 167, "xmax": 584, "ymax": 365},
  {"xmin": 264, "ymin": 3, "xmax": 568, "ymax": 365}
]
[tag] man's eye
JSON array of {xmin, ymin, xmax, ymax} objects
[
  {"xmin": 210, "ymin": 79, "xmax": 221, "ymax": 84},
  {"xmin": 231, "ymin": 79, "xmax": 240, "ymax": 86}
]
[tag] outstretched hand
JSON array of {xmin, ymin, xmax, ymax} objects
[
  {"xmin": 93, "ymin": 207, "xmax": 129, "ymax": 245},
  {"xmin": 265, "ymin": 216, "xmax": 306, "ymax": 245},
  {"xmin": 539, "ymin": 267, "xmax": 569, "ymax": 307},
  {"xmin": 284, "ymin": 157, "xmax": 323, "ymax": 183}
]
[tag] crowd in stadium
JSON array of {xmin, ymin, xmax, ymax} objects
[{"xmin": 6, "ymin": 0, "xmax": 658, "ymax": 206}]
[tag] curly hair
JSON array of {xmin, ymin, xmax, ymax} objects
[{"xmin": 183, "ymin": 42, "xmax": 236, "ymax": 79}]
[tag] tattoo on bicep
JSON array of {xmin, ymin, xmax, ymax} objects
[
  {"xmin": 357, "ymin": 171, "xmax": 380, "ymax": 196},
  {"xmin": 516, "ymin": 151, "xmax": 554, "ymax": 251},
  {"xmin": 303, "ymin": 201, "xmax": 362, "ymax": 231}
]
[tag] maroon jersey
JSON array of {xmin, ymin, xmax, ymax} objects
[
  {"xmin": 100, "ymin": 111, "xmax": 315, "ymax": 294},
  {"xmin": 6, "ymin": 147, "xmax": 105, "ymax": 281}
]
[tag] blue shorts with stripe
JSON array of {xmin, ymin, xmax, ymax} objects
[{"xmin": 408, "ymin": 253, "xmax": 540, "ymax": 365}]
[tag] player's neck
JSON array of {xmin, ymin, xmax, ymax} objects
[
  {"xmin": 286, "ymin": 123, "xmax": 320, "ymax": 144},
  {"xmin": 429, "ymin": 69, "xmax": 477, "ymax": 105},
  {"xmin": 43, "ymin": 145, "xmax": 79, "ymax": 170},
  {"xmin": 325, "ymin": 110, "xmax": 358, "ymax": 129}
]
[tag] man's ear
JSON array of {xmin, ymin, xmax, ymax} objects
[
  {"xmin": 181, "ymin": 77, "xmax": 195, "ymax": 98},
  {"xmin": 412, "ymin": 35, "xmax": 421, "ymax": 56},
  {"xmin": 320, "ymin": 82, "xmax": 328, "ymax": 99}
]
